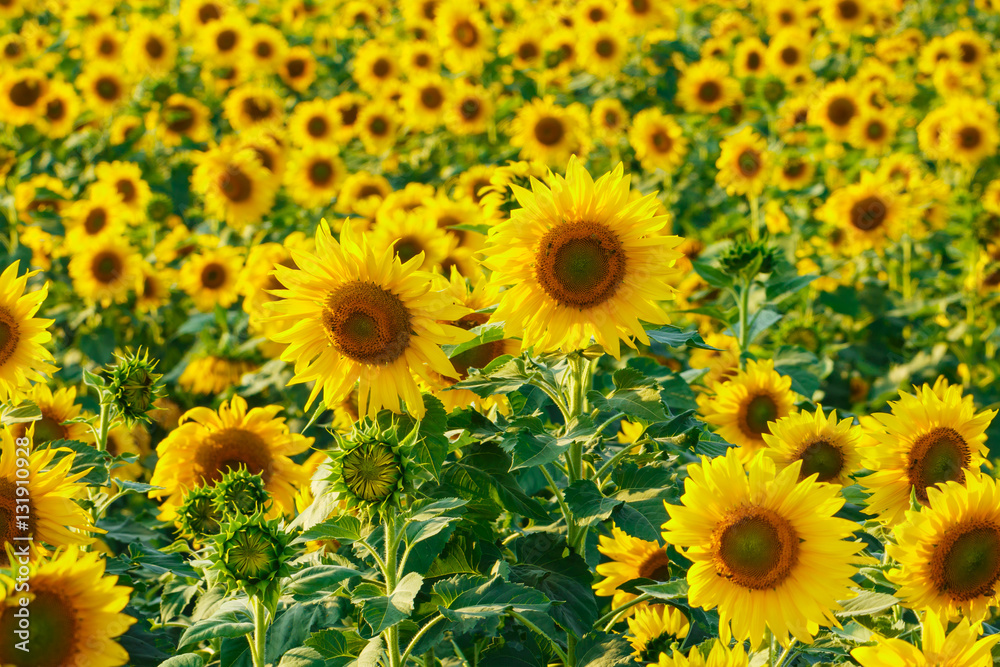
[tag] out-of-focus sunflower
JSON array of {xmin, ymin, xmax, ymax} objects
[
  {"xmin": 284, "ymin": 146, "xmax": 346, "ymax": 209},
  {"xmin": 938, "ymin": 98, "xmax": 1000, "ymax": 166},
  {"xmin": 627, "ymin": 605, "xmax": 690, "ymax": 661},
  {"xmin": 136, "ymin": 262, "xmax": 174, "ymax": 313},
  {"xmin": 63, "ymin": 184, "xmax": 127, "ymax": 247},
  {"xmin": 195, "ymin": 14, "xmax": 249, "ymax": 65},
  {"xmin": 236, "ymin": 129, "xmax": 288, "ymax": 182},
  {"xmin": 715, "ymin": 126, "xmax": 770, "ymax": 196},
  {"xmin": 38, "ymin": 80, "xmax": 79, "ymax": 139},
  {"xmin": 453, "ymin": 164, "xmax": 495, "ymax": 205},
  {"xmin": 762, "ymin": 406, "xmax": 862, "ymax": 486},
  {"xmin": 676, "ymin": 59, "xmax": 740, "ymax": 114},
  {"xmin": 246, "ymin": 23, "xmax": 287, "ymax": 71},
  {"xmin": 223, "ymin": 83, "xmax": 283, "ymax": 132},
  {"xmin": 773, "ymin": 155, "xmax": 815, "ymax": 190},
  {"xmin": 887, "ymin": 473, "xmax": 1000, "ymax": 622},
  {"xmin": 68, "ymin": 238, "xmax": 142, "ymax": 307},
  {"xmin": 401, "ymin": 40, "xmax": 440, "ymax": 77},
  {"xmin": 0, "ymin": 547, "xmax": 134, "ymax": 666},
  {"xmin": 629, "ymin": 108, "xmax": 688, "ymax": 173},
  {"xmin": 179, "ymin": 245, "xmax": 244, "ymax": 312},
  {"xmin": 288, "ymin": 98, "xmax": 338, "ymax": 146},
  {"xmin": 809, "ymin": 79, "xmax": 862, "ymax": 142},
  {"xmin": 853, "ymin": 608, "xmax": 999, "ymax": 667},
  {"xmin": 279, "ymin": 46, "xmax": 317, "ymax": 92},
  {"xmin": 848, "ymin": 109, "xmax": 898, "ymax": 155},
  {"xmin": 483, "ymin": 157, "xmax": 681, "ymax": 357},
  {"xmin": 265, "ymin": 221, "xmax": 473, "ymax": 419},
  {"xmin": 508, "ymin": 96, "xmax": 590, "ymax": 166},
  {"xmin": 733, "ymin": 38, "xmax": 767, "ymax": 78},
  {"xmin": 816, "ymin": 171, "xmax": 912, "ymax": 253},
  {"xmin": 403, "ymin": 74, "xmax": 449, "ymax": 132},
  {"xmin": 124, "ymin": 17, "xmax": 177, "ymax": 77},
  {"xmin": 579, "ymin": 24, "xmax": 628, "ymax": 78},
  {"xmin": 0, "ymin": 67, "xmax": 49, "ymax": 126},
  {"xmin": 178, "ymin": 355, "xmax": 256, "ymax": 395},
  {"xmin": 353, "ymin": 41, "xmax": 399, "ymax": 93},
  {"xmin": 984, "ymin": 180, "xmax": 1000, "ymax": 216},
  {"xmin": 590, "ymin": 98, "xmax": 628, "ymax": 143},
  {"xmin": 697, "ymin": 359, "xmax": 795, "ymax": 461},
  {"xmin": 152, "ymin": 93, "xmax": 211, "ymax": 146},
  {"xmin": 688, "ymin": 332, "xmax": 739, "ymax": 387},
  {"xmin": 150, "ymin": 395, "xmax": 312, "ymax": 520},
  {"xmin": 82, "ymin": 21, "xmax": 124, "ymax": 62},
  {"xmin": 179, "ymin": 0, "xmax": 228, "ymax": 35},
  {"xmin": 369, "ymin": 211, "xmax": 452, "ymax": 272},
  {"xmin": 192, "ymin": 142, "xmax": 278, "ymax": 230},
  {"xmin": 0, "ymin": 262, "xmax": 55, "ymax": 405},
  {"xmin": 947, "ymin": 29, "xmax": 990, "ymax": 70},
  {"xmin": 444, "ymin": 80, "xmax": 493, "ymax": 136},
  {"xmin": 78, "ymin": 63, "xmax": 131, "ymax": 118},
  {"xmin": 336, "ymin": 171, "xmax": 392, "ymax": 219},
  {"xmin": 95, "ymin": 161, "xmax": 151, "ymax": 222},
  {"xmin": 662, "ymin": 448, "xmax": 864, "ymax": 647},
  {"xmin": 859, "ymin": 379, "xmax": 996, "ymax": 525},
  {"xmin": 594, "ymin": 524, "xmax": 672, "ymax": 610},
  {"xmin": 330, "ymin": 91, "xmax": 366, "ymax": 142},
  {"xmin": 435, "ymin": 2, "xmax": 494, "ymax": 74},
  {"xmin": 356, "ymin": 99, "xmax": 400, "ymax": 155},
  {"xmin": 0, "ymin": 426, "xmax": 96, "ymax": 564},
  {"xmin": 8, "ymin": 384, "xmax": 89, "ymax": 445}
]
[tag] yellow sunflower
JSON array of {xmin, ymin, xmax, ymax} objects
[
  {"xmin": 688, "ymin": 332, "xmax": 739, "ymax": 388},
  {"xmin": 483, "ymin": 157, "xmax": 682, "ymax": 358},
  {"xmin": 124, "ymin": 17, "xmax": 177, "ymax": 77},
  {"xmin": 136, "ymin": 262, "xmax": 173, "ymax": 313},
  {"xmin": 578, "ymin": 24, "xmax": 628, "ymax": 78},
  {"xmin": 238, "ymin": 233, "xmax": 313, "ymax": 319},
  {"xmin": 715, "ymin": 127, "xmax": 770, "ymax": 196},
  {"xmin": 356, "ymin": 98, "xmax": 400, "ymax": 156},
  {"xmin": 402, "ymin": 74, "xmax": 450, "ymax": 132},
  {"xmin": 627, "ymin": 605, "xmax": 690, "ymax": 661},
  {"xmin": 68, "ymin": 238, "xmax": 142, "ymax": 308},
  {"xmin": 435, "ymin": 2, "xmax": 494, "ymax": 75},
  {"xmin": 82, "ymin": 21, "xmax": 124, "ymax": 62},
  {"xmin": 0, "ymin": 426, "xmax": 96, "ymax": 565},
  {"xmin": 177, "ymin": 355, "xmax": 256, "ymax": 395},
  {"xmin": 153, "ymin": 93, "xmax": 211, "ymax": 146},
  {"xmin": 984, "ymin": 180, "xmax": 1000, "ymax": 216},
  {"xmin": 853, "ymin": 608, "xmax": 999, "ymax": 667},
  {"xmin": 444, "ymin": 80, "xmax": 494, "ymax": 136},
  {"xmin": 63, "ymin": 184, "xmax": 127, "ymax": 246},
  {"xmin": 279, "ymin": 46, "xmax": 317, "ymax": 92},
  {"xmin": 78, "ymin": 63, "xmax": 131, "ymax": 118},
  {"xmin": 0, "ymin": 546, "xmax": 134, "ymax": 667},
  {"xmin": 0, "ymin": 68, "xmax": 48, "ymax": 127},
  {"xmin": 369, "ymin": 211, "xmax": 452, "ymax": 272},
  {"xmin": 236, "ymin": 129, "xmax": 288, "ymax": 182},
  {"xmin": 288, "ymin": 98, "xmax": 338, "ymax": 147},
  {"xmin": 761, "ymin": 405, "xmax": 862, "ymax": 486},
  {"xmin": 38, "ymin": 79, "xmax": 79, "ymax": 139},
  {"xmin": 8, "ymin": 383, "xmax": 89, "ymax": 445},
  {"xmin": 938, "ymin": 99, "xmax": 1000, "ymax": 166},
  {"xmin": 266, "ymin": 221, "xmax": 473, "ymax": 419},
  {"xmin": 662, "ymin": 448, "xmax": 864, "ymax": 647},
  {"xmin": 179, "ymin": 245, "xmax": 244, "ymax": 312},
  {"xmin": 335, "ymin": 171, "xmax": 392, "ymax": 219},
  {"xmin": 773, "ymin": 155, "xmax": 815, "ymax": 190},
  {"xmin": 815, "ymin": 171, "xmax": 912, "ymax": 253},
  {"xmin": 676, "ymin": 59, "xmax": 741, "ymax": 114},
  {"xmin": 809, "ymin": 79, "xmax": 862, "ymax": 143},
  {"xmin": 859, "ymin": 379, "xmax": 996, "ymax": 526},
  {"xmin": 697, "ymin": 359, "xmax": 796, "ymax": 462},
  {"xmin": 192, "ymin": 142, "xmax": 277, "ymax": 230},
  {"xmin": 656, "ymin": 641, "xmax": 748, "ymax": 667},
  {"xmin": 95, "ymin": 161, "xmax": 151, "ymax": 222},
  {"xmin": 222, "ymin": 83, "xmax": 283, "ymax": 132},
  {"xmin": 246, "ymin": 23, "xmax": 287, "ymax": 71},
  {"xmin": 508, "ymin": 96, "xmax": 591, "ymax": 166},
  {"xmin": 590, "ymin": 98, "xmax": 628, "ymax": 143},
  {"xmin": 0, "ymin": 262, "xmax": 56, "ymax": 404},
  {"xmin": 594, "ymin": 525, "xmax": 673, "ymax": 610},
  {"xmin": 887, "ymin": 472, "xmax": 1000, "ymax": 622},
  {"xmin": 353, "ymin": 41, "xmax": 400, "ymax": 94},
  {"xmin": 284, "ymin": 146, "xmax": 347, "ymax": 209},
  {"xmin": 149, "ymin": 395, "xmax": 312, "ymax": 520},
  {"xmin": 629, "ymin": 108, "xmax": 688, "ymax": 174}
]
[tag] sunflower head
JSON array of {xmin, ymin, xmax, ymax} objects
[
  {"xmin": 328, "ymin": 418, "xmax": 413, "ymax": 514},
  {"xmin": 211, "ymin": 467, "xmax": 272, "ymax": 519},
  {"xmin": 718, "ymin": 239, "xmax": 778, "ymax": 280},
  {"xmin": 177, "ymin": 486, "xmax": 222, "ymax": 541},
  {"xmin": 105, "ymin": 347, "xmax": 164, "ymax": 426},
  {"xmin": 210, "ymin": 513, "xmax": 294, "ymax": 607}
]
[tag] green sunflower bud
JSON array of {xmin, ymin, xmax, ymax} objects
[
  {"xmin": 211, "ymin": 467, "xmax": 272, "ymax": 519},
  {"xmin": 146, "ymin": 194, "xmax": 173, "ymax": 223},
  {"xmin": 718, "ymin": 239, "xmax": 778, "ymax": 280},
  {"xmin": 210, "ymin": 514, "xmax": 294, "ymax": 603},
  {"xmin": 328, "ymin": 420, "xmax": 411, "ymax": 514},
  {"xmin": 177, "ymin": 486, "xmax": 222, "ymax": 541},
  {"xmin": 105, "ymin": 347, "xmax": 164, "ymax": 426}
]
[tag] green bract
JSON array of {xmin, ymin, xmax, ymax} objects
[
  {"xmin": 105, "ymin": 346, "xmax": 164, "ymax": 426},
  {"xmin": 211, "ymin": 467, "xmax": 272, "ymax": 519},
  {"xmin": 326, "ymin": 417, "xmax": 414, "ymax": 514},
  {"xmin": 209, "ymin": 513, "xmax": 294, "ymax": 604}
]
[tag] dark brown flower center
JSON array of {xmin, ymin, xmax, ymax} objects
[
  {"xmin": 308, "ymin": 159, "xmax": 334, "ymax": 186},
  {"xmin": 929, "ymin": 521, "xmax": 1000, "ymax": 602},
  {"xmin": 241, "ymin": 96, "xmax": 273, "ymax": 122},
  {"xmin": 99, "ymin": 37, "xmax": 115, "ymax": 55},
  {"xmin": 826, "ymin": 97, "xmax": 857, "ymax": 127},
  {"xmin": 747, "ymin": 51, "xmax": 761, "ymax": 70},
  {"xmin": 865, "ymin": 120, "xmax": 886, "ymax": 140},
  {"xmin": 307, "ymin": 116, "xmax": 328, "ymax": 137},
  {"xmin": 460, "ymin": 98, "xmax": 481, "ymax": 120},
  {"xmin": 322, "ymin": 281, "xmax": 412, "ymax": 365},
  {"xmin": 10, "ymin": 78, "xmax": 41, "ymax": 107},
  {"xmin": 907, "ymin": 427, "xmax": 970, "ymax": 503},
  {"xmin": 372, "ymin": 58, "xmax": 391, "ymax": 78},
  {"xmin": 195, "ymin": 428, "xmax": 274, "ymax": 485},
  {"xmin": 255, "ymin": 41, "xmax": 273, "ymax": 58},
  {"xmin": 45, "ymin": 98, "xmax": 65, "ymax": 121},
  {"xmin": 145, "ymin": 36, "xmax": 165, "ymax": 59},
  {"xmin": 837, "ymin": 0, "xmax": 860, "ymax": 19},
  {"xmin": 216, "ymin": 29, "xmax": 237, "ymax": 51},
  {"xmin": 535, "ymin": 221, "xmax": 626, "ymax": 308},
  {"xmin": 518, "ymin": 42, "xmax": 539, "ymax": 61},
  {"xmin": 596, "ymin": 38, "xmax": 615, "ymax": 58},
  {"xmin": 198, "ymin": 3, "xmax": 221, "ymax": 23},
  {"xmin": 286, "ymin": 58, "xmax": 306, "ymax": 78},
  {"xmin": 742, "ymin": 394, "xmax": 778, "ymax": 436},
  {"xmin": 796, "ymin": 439, "xmax": 844, "ymax": 483},
  {"xmin": 200, "ymin": 262, "xmax": 227, "ymax": 289},
  {"xmin": 166, "ymin": 104, "xmax": 195, "ymax": 133},
  {"xmin": 780, "ymin": 46, "xmax": 799, "ymax": 65},
  {"xmin": 0, "ymin": 589, "xmax": 75, "ymax": 664},
  {"xmin": 960, "ymin": 127, "xmax": 982, "ymax": 149},
  {"xmin": 420, "ymin": 86, "xmax": 444, "ymax": 110},
  {"xmin": 698, "ymin": 81, "xmax": 721, "ymax": 103},
  {"xmin": 849, "ymin": 196, "xmax": 887, "ymax": 231},
  {"xmin": 637, "ymin": 548, "xmax": 671, "ymax": 581},
  {"xmin": 453, "ymin": 21, "xmax": 478, "ymax": 47},
  {"xmin": 651, "ymin": 130, "xmax": 672, "ymax": 153},
  {"xmin": 219, "ymin": 167, "xmax": 253, "ymax": 202},
  {"xmin": 737, "ymin": 149, "xmax": 761, "ymax": 177},
  {"xmin": 92, "ymin": 251, "xmax": 123, "ymax": 284},
  {"xmin": 95, "ymin": 76, "xmax": 120, "ymax": 101},
  {"xmin": 0, "ymin": 307, "xmax": 20, "ymax": 365},
  {"xmin": 712, "ymin": 507, "xmax": 799, "ymax": 590},
  {"xmin": 369, "ymin": 116, "xmax": 389, "ymax": 136},
  {"xmin": 84, "ymin": 207, "xmax": 107, "ymax": 234},
  {"xmin": 534, "ymin": 117, "xmax": 565, "ymax": 146},
  {"xmin": 117, "ymin": 179, "xmax": 136, "ymax": 203}
]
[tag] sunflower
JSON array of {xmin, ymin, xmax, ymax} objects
[
  {"xmin": 435, "ymin": 2, "xmax": 494, "ymax": 75},
  {"xmin": 0, "ymin": 67, "xmax": 48, "ymax": 127},
  {"xmin": 64, "ymin": 185, "xmax": 127, "ymax": 246},
  {"xmin": 444, "ymin": 80, "xmax": 493, "ymax": 136},
  {"xmin": 656, "ymin": 642, "xmax": 749, "ymax": 667},
  {"xmin": 82, "ymin": 21, "xmax": 124, "ymax": 62},
  {"xmin": 628, "ymin": 605, "xmax": 690, "ymax": 661},
  {"xmin": 195, "ymin": 14, "xmax": 248, "ymax": 65},
  {"xmin": 150, "ymin": 396, "xmax": 311, "ymax": 520},
  {"xmin": 402, "ymin": 74, "xmax": 449, "ymax": 132},
  {"xmin": 984, "ymin": 180, "xmax": 1000, "ymax": 216},
  {"xmin": 688, "ymin": 332, "xmax": 739, "ymax": 387},
  {"xmin": 946, "ymin": 29, "xmax": 990, "ymax": 70},
  {"xmin": 676, "ymin": 59, "xmax": 740, "ymax": 114},
  {"xmin": 663, "ymin": 448, "xmax": 864, "ymax": 647},
  {"xmin": 179, "ymin": 245, "xmax": 244, "ymax": 312},
  {"xmin": 68, "ymin": 238, "xmax": 142, "ymax": 308},
  {"xmin": 0, "ymin": 426, "xmax": 96, "ymax": 565},
  {"xmin": 629, "ymin": 108, "xmax": 688, "ymax": 174},
  {"xmin": 95, "ymin": 161, "xmax": 151, "ymax": 221},
  {"xmin": 153, "ymin": 93, "xmax": 211, "ymax": 146},
  {"xmin": 815, "ymin": 171, "xmax": 912, "ymax": 253},
  {"xmin": 288, "ymin": 98, "xmax": 338, "ymax": 146},
  {"xmin": 579, "ymin": 24, "xmax": 628, "ymax": 78},
  {"xmin": 124, "ymin": 17, "xmax": 177, "ymax": 77},
  {"xmin": 192, "ymin": 142, "xmax": 277, "ymax": 230},
  {"xmin": 265, "ymin": 221, "xmax": 473, "ymax": 419},
  {"xmin": 761, "ymin": 406, "xmax": 861, "ymax": 486},
  {"xmin": 356, "ymin": 99, "xmax": 400, "ymax": 155},
  {"xmin": 8, "ymin": 384, "xmax": 89, "ymax": 445},
  {"xmin": 353, "ymin": 41, "xmax": 399, "ymax": 93},
  {"xmin": 454, "ymin": 165, "xmax": 495, "ymax": 205},
  {"xmin": 859, "ymin": 379, "xmax": 996, "ymax": 525},
  {"xmin": 285, "ymin": 146, "xmax": 346, "ymax": 209},
  {"xmin": 938, "ymin": 100, "xmax": 1000, "ymax": 166},
  {"xmin": 136, "ymin": 262, "xmax": 173, "ymax": 313},
  {"xmin": 177, "ymin": 355, "xmax": 256, "ymax": 395},
  {"xmin": 848, "ymin": 110, "xmax": 898, "ymax": 156},
  {"xmin": 401, "ymin": 40, "xmax": 440, "ymax": 77},
  {"xmin": 246, "ymin": 22, "xmax": 287, "ymax": 70},
  {"xmin": 0, "ymin": 35, "xmax": 26, "ymax": 69},
  {"xmin": 773, "ymin": 155, "xmax": 815, "ymax": 190},
  {"xmin": 590, "ymin": 98, "xmax": 628, "ymax": 143},
  {"xmin": 336, "ymin": 171, "xmax": 392, "ymax": 219},
  {"xmin": 369, "ymin": 211, "xmax": 453, "ymax": 272},
  {"xmin": 179, "ymin": 0, "xmax": 227, "ymax": 35},
  {"xmin": 594, "ymin": 525, "xmax": 673, "ymax": 610},
  {"xmin": 0, "ymin": 546, "xmax": 134, "ymax": 667},
  {"xmin": 223, "ymin": 83, "xmax": 283, "ymax": 132},
  {"xmin": 499, "ymin": 24, "xmax": 544, "ymax": 71},
  {"xmin": 809, "ymin": 79, "xmax": 862, "ymax": 142},
  {"xmin": 508, "ymin": 96, "xmax": 590, "ymax": 166},
  {"xmin": 715, "ymin": 127, "xmax": 770, "ymax": 196},
  {"xmin": 483, "ymin": 157, "xmax": 682, "ymax": 357},
  {"xmin": 279, "ymin": 46, "xmax": 316, "ymax": 92},
  {"xmin": 853, "ymin": 608, "xmax": 999, "ymax": 667},
  {"xmin": 697, "ymin": 359, "xmax": 795, "ymax": 461},
  {"xmin": 0, "ymin": 262, "xmax": 55, "ymax": 406},
  {"xmin": 236, "ymin": 129, "xmax": 288, "ymax": 182},
  {"xmin": 916, "ymin": 106, "xmax": 951, "ymax": 161},
  {"xmin": 37, "ymin": 80, "xmax": 79, "ymax": 139},
  {"xmin": 78, "ymin": 63, "xmax": 131, "ymax": 118},
  {"xmin": 733, "ymin": 38, "xmax": 767, "ymax": 78},
  {"xmin": 238, "ymin": 232, "xmax": 313, "ymax": 321}
]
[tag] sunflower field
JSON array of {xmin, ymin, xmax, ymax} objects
[{"xmin": 5, "ymin": 0, "xmax": 1000, "ymax": 666}]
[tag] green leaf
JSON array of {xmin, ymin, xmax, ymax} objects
[
  {"xmin": 564, "ymin": 480, "xmax": 622, "ymax": 527},
  {"xmin": 305, "ymin": 630, "xmax": 368, "ymax": 667},
  {"xmin": 276, "ymin": 648, "xmax": 327, "ymax": 667},
  {"xmin": 403, "ymin": 395, "xmax": 450, "ymax": 482},
  {"xmin": 835, "ymin": 590, "xmax": 899, "ymax": 618},
  {"xmin": 441, "ymin": 444, "xmax": 551, "ymax": 522},
  {"xmin": 773, "ymin": 345, "xmax": 828, "ymax": 397},
  {"xmin": 765, "ymin": 272, "xmax": 816, "ymax": 301},
  {"xmin": 658, "ymin": 375, "xmax": 698, "ymax": 412},
  {"xmin": 115, "ymin": 479, "xmax": 162, "ymax": 494},
  {"xmin": 41, "ymin": 438, "xmax": 111, "ymax": 486},
  {"xmin": 692, "ymin": 260, "xmax": 733, "ymax": 290},
  {"xmin": 588, "ymin": 380, "xmax": 667, "ymax": 422},
  {"xmin": 434, "ymin": 575, "xmax": 553, "ymax": 638},
  {"xmin": 501, "ymin": 429, "xmax": 569, "ymax": 470},
  {"xmin": 637, "ymin": 579, "xmax": 689, "ymax": 601},
  {"xmin": 574, "ymin": 632, "xmax": 634, "ymax": 667},
  {"xmin": 179, "ymin": 612, "xmax": 253, "ymax": 647},
  {"xmin": 452, "ymin": 356, "xmax": 553, "ymax": 399},
  {"xmin": 746, "ymin": 308, "xmax": 782, "ymax": 344},
  {"xmin": 158, "ymin": 655, "xmax": 205, "ymax": 667},
  {"xmin": 287, "ymin": 565, "xmax": 363, "ymax": 596},
  {"xmin": 0, "ymin": 400, "xmax": 41, "ymax": 425},
  {"xmin": 645, "ymin": 326, "xmax": 721, "ymax": 351},
  {"xmin": 442, "ymin": 322, "xmax": 507, "ymax": 357},
  {"xmin": 359, "ymin": 572, "xmax": 424, "ymax": 634},
  {"xmin": 357, "ymin": 635, "xmax": 384, "ymax": 667},
  {"xmin": 295, "ymin": 514, "xmax": 365, "ymax": 545}
]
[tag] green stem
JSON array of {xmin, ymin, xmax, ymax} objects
[
  {"xmin": 594, "ymin": 439, "xmax": 643, "ymax": 482},
  {"xmin": 902, "ymin": 232, "xmax": 913, "ymax": 301},
  {"xmin": 737, "ymin": 277, "xmax": 752, "ymax": 367},
  {"xmin": 767, "ymin": 628, "xmax": 775, "ymax": 667},
  {"xmin": 450, "ymin": 639, "xmax": 470, "ymax": 667},
  {"xmin": 596, "ymin": 594, "xmax": 653, "ymax": 631},
  {"xmin": 540, "ymin": 466, "xmax": 575, "ymax": 545},
  {"xmin": 773, "ymin": 639, "xmax": 798, "ymax": 667},
  {"xmin": 749, "ymin": 193, "xmax": 760, "ymax": 241},
  {"xmin": 508, "ymin": 611, "xmax": 568, "ymax": 664},
  {"xmin": 384, "ymin": 516, "xmax": 400, "ymax": 667},
  {"xmin": 399, "ymin": 615, "xmax": 445, "ymax": 666},
  {"xmin": 96, "ymin": 402, "xmax": 111, "ymax": 453},
  {"xmin": 248, "ymin": 596, "xmax": 268, "ymax": 667}
]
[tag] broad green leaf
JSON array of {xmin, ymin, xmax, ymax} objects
[
  {"xmin": 305, "ymin": 629, "xmax": 368, "ymax": 667},
  {"xmin": 637, "ymin": 579, "xmax": 689, "ymax": 601},
  {"xmin": 295, "ymin": 514, "xmax": 365, "ymax": 545},
  {"xmin": 574, "ymin": 632, "xmax": 634, "ymax": 667},
  {"xmin": 564, "ymin": 480, "xmax": 622, "ymax": 526},
  {"xmin": 746, "ymin": 308, "xmax": 782, "ymax": 344},
  {"xmin": 645, "ymin": 325, "xmax": 721, "ymax": 351},
  {"xmin": 501, "ymin": 429, "xmax": 569, "ymax": 470},
  {"xmin": 179, "ymin": 612, "xmax": 253, "ymax": 647},
  {"xmin": 42, "ymin": 438, "xmax": 112, "ymax": 487},
  {"xmin": 0, "ymin": 400, "xmax": 41, "ymax": 425},
  {"xmin": 442, "ymin": 322, "xmax": 506, "ymax": 357},
  {"xmin": 277, "ymin": 648, "xmax": 327, "ymax": 667},
  {"xmin": 286, "ymin": 565, "xmax": 363, "ymax": 596},
  {"xmin": 835, "ymin": 590, "xmax": 899, "ymax": 618},
  {"xmin": 434, "ymin": 575, "xmax": 553, "ymax": 637},
  {"xmin": 360, "ymin": 572, "xmax": 424, "ymax": 634},
  {"xmin": 158, "ymin": 655, "xmax": 205, "ymax": 667},
  {"xmin": 765, "ymin": 272, "xmax": 816, "ymax": 301},
  {"xmin": 692, "ymin": 260, "xmax": 733, "ymax": 290}
]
